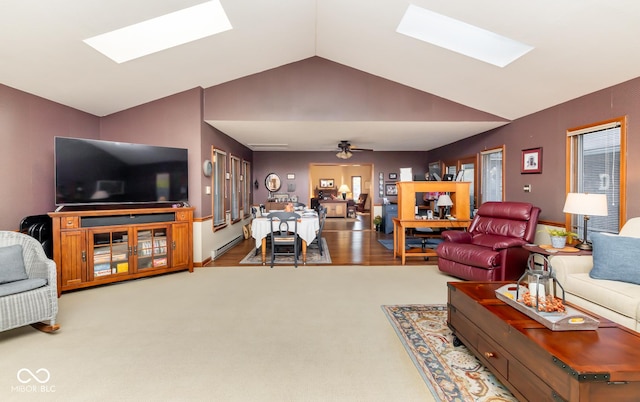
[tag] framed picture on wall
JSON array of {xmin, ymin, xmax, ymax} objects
[
  {"xmin": 388, "ymin": 173, "xmax": 397, "ymax": 180},
  {"xmin": 385, "ymin": 182, "xmax": 397, "ymax": 196},
  {"xmin": 521, "ymin": 147, "xmax": 542, "ymax": 174},
  {"xmin": 319, "ymin": 178, "xmax": 335, "ymax": 188}
]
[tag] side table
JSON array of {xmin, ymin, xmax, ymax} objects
[
  {"xmin": 522, "ymin": 243, "xmax": 591, "ymax": 282},
  {"xmin": 522, "ymin": 243, "xmax": 592, "ymax": 257}
]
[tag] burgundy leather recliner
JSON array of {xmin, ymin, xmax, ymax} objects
[{"xmin": 436, "ymin": 202, "xmax": 541, "ymax": 281}]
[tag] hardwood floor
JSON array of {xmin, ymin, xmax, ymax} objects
[{"xmin": 207, "ymin": 213, "xmax": 439, "ymax": 267}]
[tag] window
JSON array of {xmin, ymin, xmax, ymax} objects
[
  {"xmin": 230, "ymin": 155, "xmax": 241, "ymax": 223},
  {"xmin": 566, "ymin": 117, "xmax": 626, "ymax": 236},
  {"xmin": 351, "ymin": 176, "xmax": 362, "ymax": 201},
  {"xmin": 242, "ymin": 160, "xmax": 251, "ymax": 217},
  {"xmin": 480, "ymin": 146, "xmax": 504, "ymax": 203},
  {"xmin": 458, "ymin": 156, "xmax": 476, "ymax": 213},
  {"xmin": 212, "ymin": 147, "xmax": 227, "ymax": 230}
]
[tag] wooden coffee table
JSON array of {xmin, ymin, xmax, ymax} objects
[{"xmin": 447, "ymin": 281, "xmax": 640, "ymax": 402}]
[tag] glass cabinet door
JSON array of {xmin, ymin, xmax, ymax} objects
[
  {"xmin": 91, "ymin": 230, "xmax": 130, "ymax": 278},
  {"xmin": 136, "ymin": 227, "xmax": 168, "ymax": 270}
]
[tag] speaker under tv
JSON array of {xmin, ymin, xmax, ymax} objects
[{"xmin": 55, "ymin": 137, "xmax": 189, "ymax": 206}]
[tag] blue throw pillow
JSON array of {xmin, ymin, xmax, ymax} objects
[
  {"xmin": 589, "ymin": 232, "xmax": 640, "ymax": 284},
  {"xmin": 0, "ymin": 244, "xmax": 28, "ymax": 284}
]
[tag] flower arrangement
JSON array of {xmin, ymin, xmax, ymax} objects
[{"xmin": 543, "ymin": 227, "xmax": 578, "ymax": 238}]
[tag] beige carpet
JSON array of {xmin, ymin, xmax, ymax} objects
[{"xmin": 1, "ymin": 266, "xmax": 460, "ymax": 401}]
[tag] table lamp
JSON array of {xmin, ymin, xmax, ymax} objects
[
  {"xmin": 338, "ymin": 184, "xmax": 351, "ymax": 200},
  {"xmin": 436, "ymin": 194, "xmax": 453, "ymax": 218},
  {"xmin": 562, "ymin": 192, "xmax": 608, "ymax": 250}
]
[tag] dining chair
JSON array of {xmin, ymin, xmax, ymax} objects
[
  {"xmin": 268, "ymin": 211, "xmax": 301, "ymax": 268},
  {"xmin": 308, "ymin": 205, "xmax": 327, "ymax": 256}
]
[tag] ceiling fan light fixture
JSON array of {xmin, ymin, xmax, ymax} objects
[{"xmin": 336, "ymin": 150, "xmax": 353, "ymax": 159}]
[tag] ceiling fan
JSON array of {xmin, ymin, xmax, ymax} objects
[{"xmin": 336, "ymin": 140, "xmax": 373, "ymax": 159}]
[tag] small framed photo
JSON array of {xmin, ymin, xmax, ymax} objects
[
  {"xmin": 385, "ymin": 182, "xmax": 398, "ymax": 196},
  {"xmin": 388, "ymin": 173, "xmax": 398, "ymax": 180},
  {"xmin": 428, "ymin": 161, "xmax": 442, "ymax": 179},
  {"xmin": 287, "ymin": 173, "xmax": 295, "ymax": 180},
  {"xmin": 521, "ymin": 147, "xmax": 542, "ymax": 174}
]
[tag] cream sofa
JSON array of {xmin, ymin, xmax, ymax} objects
[{"xmin": 551, "ymin": 218, "xmax": 640, "ymax": 331}]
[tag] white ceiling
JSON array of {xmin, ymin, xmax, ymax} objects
[{"xmin": 2, "ymin": 0, "xmax": 640, "ymax": 151}]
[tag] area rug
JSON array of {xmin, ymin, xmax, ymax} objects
[
  {"xmin": 382, "ymin": 305, "xmax": 516, "ymax": 402},
  {"xmin": 239, "ymin": 238, "xmax": 331, "ymax": 265}
]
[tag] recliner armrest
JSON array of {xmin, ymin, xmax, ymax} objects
[
  {"xmin": 442, "ymin": 230, "xmax": 472, "ymax": 243},
  {"xmin": 472, "ymin": 234, "xmax": 526, "ymax": 251}
]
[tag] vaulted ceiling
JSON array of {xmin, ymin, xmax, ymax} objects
[{"xmin": 2, "ymin": 1, "xmax": 640, "ymax": 151}]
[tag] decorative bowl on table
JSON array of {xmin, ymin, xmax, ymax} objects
[{"xmin": 495, "ymin": 284, "xmax": 599, "ymax": 331}]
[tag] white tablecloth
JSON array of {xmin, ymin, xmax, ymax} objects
[{"xmin": 251, "ymin": 214, "xmax": 319, "ymax": 249}]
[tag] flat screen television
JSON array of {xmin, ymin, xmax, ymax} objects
[{"xmin": 55, "ymin": 137, "xmax": 188, "ymax": 206}]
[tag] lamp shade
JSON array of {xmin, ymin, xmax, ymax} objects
[
  {"xmin": 436, "ymin": 194, "xmax": 453, "ymax": 207},
  {"xmin": 563, "ymin": 193, "xmax": 608, "ymax": 216},
  {"xmin": 336, "ymin": 150, "xmax": 352, "ymax": 159},
  {"xmin": 338, "ymin": 184, "xmax": 351, "ymax": 194}
]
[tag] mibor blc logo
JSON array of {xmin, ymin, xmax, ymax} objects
[{"xmin": 12, "ymin": 368, "xmax": 56, "ymax": 393}]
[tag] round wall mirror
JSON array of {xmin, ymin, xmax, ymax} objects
[{"xmin": 265, "ymin": 173, "xmax": 281, "ymax": 192}]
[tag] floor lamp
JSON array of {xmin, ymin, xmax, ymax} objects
[{"xmin": 562, "ymin": 193, "xmax": 608, "ymax": 250}]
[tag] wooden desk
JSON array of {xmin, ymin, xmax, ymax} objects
[{"xmin": 392, "ymin": 218, "xmax": 470, "ymax": 264}]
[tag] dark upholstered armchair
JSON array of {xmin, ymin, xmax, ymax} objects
[
  {"xmin": 436, "ymin": 202, "xmax": 541, "ymax": 281},
  {"xmin": 355, "ymin": 193, "xmax": 368, "ymax": 212}
]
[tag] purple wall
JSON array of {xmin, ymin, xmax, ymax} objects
[
  {"xmin": 3, "ymin": 56, "xmax": 640, "ymax": 231},
  {"xmin": 253, "ymin": 151, "xmax": 428, "ymax": 206},
  {"xmin": 427, "ymin": 76, "xmax": 640, "ymax": 222},
  {"xmin": 0, "ymin": 84, "xmax": 99, "ymax": 229},
  {"xmin": 204, "ymin": 57, "xmax": 504, "ymax": 123},
  {"xmin": 100, "ymin": 88, "xmax": 205, "ymax": 215}
]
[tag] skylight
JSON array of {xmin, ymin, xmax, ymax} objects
[
  {"xmin": 84, "ymin": 0, "xmax": 232, "ymax": 63},
  {"xmin": 397, "ymin": 4, "xmax": 533, "ymax": 67}
]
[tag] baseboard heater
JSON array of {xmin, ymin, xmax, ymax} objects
[{"xmin": 211, "ymin": 235, "xmax": 243, "ymax": 260}]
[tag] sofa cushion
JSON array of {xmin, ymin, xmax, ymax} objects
[
  {"xmin": 0, "ymin": 244, "xmax": 28, "ymax": 284},
  {"xmin": 563, "ymin": 272, "xmax": 640, "ymax": 320},
  {"xmin": 0, "ymin": 278, "xmax": 47, "ymax": 297},
  {"xmin": 590, "ymin": 233, "xmax": 640, "ymax": 285}
]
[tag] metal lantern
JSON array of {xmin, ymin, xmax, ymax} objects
[{"xmin": 516, "ymin": 254, "xmax": 566, "ymax": 312}]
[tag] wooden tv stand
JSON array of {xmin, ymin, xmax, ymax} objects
[
  {"xmin": 49, "ymin": 206, "xmax": 194, "ymax": 296},
  {"xmin": 447, "ymin": 281, "xmax": 640, "ymax": 401}
]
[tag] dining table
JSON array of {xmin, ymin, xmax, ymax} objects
[{"xmin": 251, "ymin": 210, "xmax": 320, "ymax": 265}]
